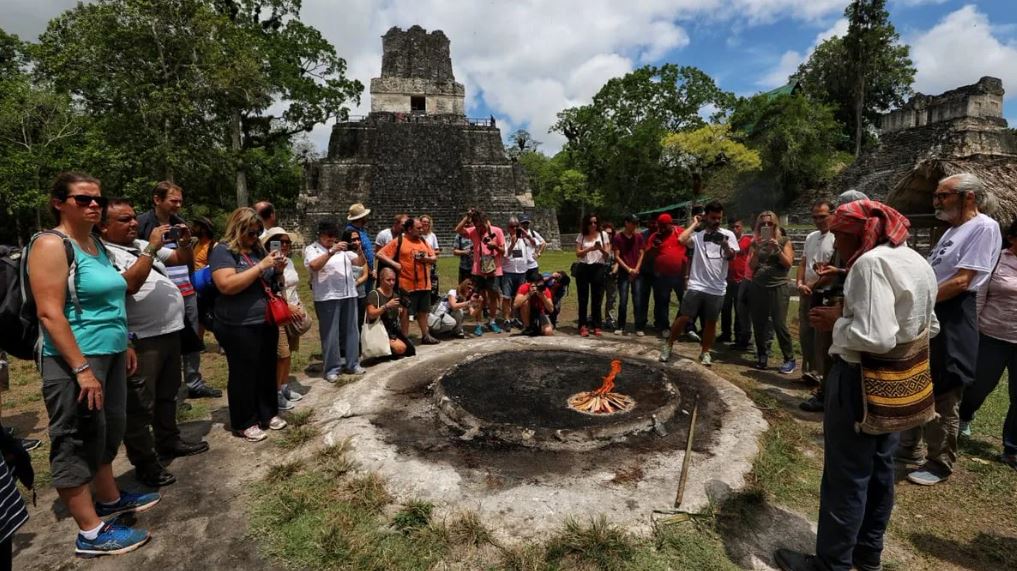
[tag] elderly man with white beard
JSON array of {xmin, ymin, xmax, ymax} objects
[{"xmin": 897, "ymin": 173, "xmax": 1001, "ymax": 486}]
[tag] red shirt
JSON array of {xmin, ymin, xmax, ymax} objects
[
  {"xmin": 517, "ymin": 282, "xmax": 553, "ymax": 313},
  {"xmin": 728, "ymin": 235, "xmax": 754, "ymax": 282},
  {"xmin": 646, "ymin": 228, "xmax": 686, "ymax": 277}
]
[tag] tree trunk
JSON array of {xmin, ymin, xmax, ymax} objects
[
  {"xmin": 854, "ymin": 73, "xmax": 865, "ymax": 157},
  {"xmin": 232, "ymin": 110, "xmax": 249, "ymax": 207}
]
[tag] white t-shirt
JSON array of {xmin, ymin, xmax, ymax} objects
[
  {"xmin": 576, "ymin": 231, "xmax": 610, "ymax": 265},
  {"xmin": 282, "ymin": 258, "xmax": 301, "ymax": 306},
  {"xmin": 803, "ymin": 230, "xmax": 835, "ymax": 285},
  {"xmin": 686, "ymin": 228, "xmax": 740, "ymax": 297},
  {"xmin": 375, "ymin": 228, "xmax": 394, "ymax": 251},
  {"xmin": 303, "ymin": 241, "xmax": 360, "ymax": 301},
  {"xmin": 434, "ymin": 289, "xmax": 460, "ymax": 316},
  {"xmin": 928, "ymin": 213, "xmax": 1001, "ymax": 291},
  {"xmin": 105, "ymin": 239, "xmax": 185, "ymax": 340},
  {"xmin": 503, "ymin": 234, "xmax": 535, "ymax": 274},
  {"xmin": 422, "ymin": 232, "xmax": 440, "ymax": 253}
]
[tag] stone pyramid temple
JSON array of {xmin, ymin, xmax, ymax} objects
[{"xmin": 298, "ymin": 25, "xmax": 560, "ymax": 249}]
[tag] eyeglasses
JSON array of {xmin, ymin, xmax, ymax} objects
[{"xmin": 67, "ymin": 195, "xmax": 108, "ymax": 208}]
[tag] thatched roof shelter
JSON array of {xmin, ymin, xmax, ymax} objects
[{"xmin": 886, "ymin": 156, "xmax": 1017, "ymax": 227}]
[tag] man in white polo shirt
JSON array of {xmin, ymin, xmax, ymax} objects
[{"xmin": 659, "ymin": 201, "xmax": 739, "ymax": 366}]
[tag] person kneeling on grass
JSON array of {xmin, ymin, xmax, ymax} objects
[
  {"xmin": 514, "ymin": 269, "xmax": 555, "ymax": 336},
  {"xmin": 428, "ymin": 279, "xmax": 478, "ymax": 339},
  {"xmin": 366, "ymin": 267, "xmax": 416, "ymax": 358},
  {"xmin": 659, "ymin": 201, "xmax": 739, "ymax": 367}
]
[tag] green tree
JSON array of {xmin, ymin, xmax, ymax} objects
[
  {"xmin": 660, "ymin": 124, "xmax": 761, "ymax": 197},
  {"xmin": 730, "ymin": 92, "xmax": 844, "ymax": 204},
  {"xmin": 551, "ymin": 64, "xmax": 734, "ymax": 213},
  {"xmin": 505, "ymin": 128, "xmax": 541, "ymax": 158},
  {"xmin": 794, "ymin": 0, "xmax": 914, "ymax": 155}
]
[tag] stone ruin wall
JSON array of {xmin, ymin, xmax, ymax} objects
[
  {"xmin": 300, "ymin": 115, "xmax": 561, "ymax": 251},
  {"xmin": 880, "ymin": 76, "xmax": 1005, "ymax": 133}
]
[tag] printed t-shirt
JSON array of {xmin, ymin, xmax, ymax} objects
[
  {"xmin": 378, "ymin": 236, "xmax": 434, "ymax": 292},
  {"xmin": 928, "ymin": 212, "xmax": 1001, "ymax": 291},
  {"xmin": 687, "ymin": 228, "xmax": 740, "ymax": 296},
  {"xmin": 104, "ymin": 239, "xmax": 185, "ymax": 340}
]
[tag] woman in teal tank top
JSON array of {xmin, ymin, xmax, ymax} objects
[{"xmin": 27, "ymin": 172, "xmax": 153, "ymax": 557}]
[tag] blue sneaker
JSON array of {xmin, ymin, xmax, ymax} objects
[
  {"xmin": 75, "ymin": 521, "xmax": 150, "ymax": 557},
  {"xmin": 473, "ymin": 324, "xmax": 485, "ymax": 337},
  {"xmin": 778, "ymin": 359, "xmax": 797, "ymax": 375},
  {"xmin": 488, "ymin": 321, "xmax": 503, "ymax": 334},
  {"xmin": 95, "ymin": 490, "xmax": 161, "ymax": 518}
]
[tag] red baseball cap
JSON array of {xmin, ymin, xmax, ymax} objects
[{"xmin": 657, "ymin": 213, "xmax": 673, "ymax": 224}]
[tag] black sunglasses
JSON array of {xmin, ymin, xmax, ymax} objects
[
  {"xmin": 245, "ymin": 228, "xmax": 263, "ymax": 238},
  {"xmin": 67, "ymin": 194, "xmax": 108, "ymax": 208}
]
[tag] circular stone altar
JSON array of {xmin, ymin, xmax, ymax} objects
[{"xmin": 434, "ymin": 351, "xmax": 680, "ymax": 450}]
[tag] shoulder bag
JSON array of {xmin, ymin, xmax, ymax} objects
[
  {"xmin": 242, "ymin": 254, "xmax": 292, "ymax": 326},
  {"xmin": 361, "ymin": 290, "xmax": 392, "ymax": 360},
  {"xmin": 857, "ymin": 328, "xmax": 934, "ymax": 435}
]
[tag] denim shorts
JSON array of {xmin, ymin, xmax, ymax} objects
[{"xmin": 500, "ymin": 272, "xmax": 527, "ymax": 300}]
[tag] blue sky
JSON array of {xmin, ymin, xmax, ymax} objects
[{"xmin": 4, "ymin": 1, "xmax": 1016, "ymax": 153}]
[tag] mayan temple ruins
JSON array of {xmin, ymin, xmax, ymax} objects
[
  {"xmin": 833, "ymin": 76, "xmax": 1017, "ymax": 226},
  {"xmin": 297, "ymin": 25, "xmax": 561, "ymax": 248}
]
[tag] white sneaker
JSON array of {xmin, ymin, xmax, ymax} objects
[
  {"xmin": 699, "ymin": 352, "xmax": 713, "ymax": 367},
  {"xmin": 240, "ymin": 426, "xmax": 267, "ymax": 442},
  {"xmin": 636, "ymin": 331, "xmax": 645, "ymax": 337},
  {"xmin": 268, "ymin": 416, "xmax": 288, "ymax": 430},
  {"xmin": 284, "ymin": 388, "xmax": 303, "ymax": 402},
  {"xmin": 613, "ymin": 330, "xmax": 623, "ymax": 335}
]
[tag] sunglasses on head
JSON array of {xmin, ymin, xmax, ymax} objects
[{"xmin": 67, "ymin": 195, "xmax": 108, "ymax": 208}]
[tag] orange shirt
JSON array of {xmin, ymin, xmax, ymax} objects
[
  {"xmin": 193, "ymin": 238, "xmax": 212, "ymax": 270},
  {"xmin": 379, "ymin": 236, "xmax": 434, "ymax": 292}
]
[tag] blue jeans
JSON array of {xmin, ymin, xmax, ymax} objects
[
  {"xmin": 616, "ymin": 271, "xmax": 644, "ymax": 330},
  {"xmin": 315, "ymin": 298, "xmax": 361, "ymax": 376},
  {"xmin": 817, "ymin": 359, "xmax": 897, "ymax": 571},
  {"xmin": 960, "ymin": 333, "xmax": 1017, "ymax": 455},
  {"xmin": 652, "ymin": 273, "xmax": 684, "ymax": 332}
]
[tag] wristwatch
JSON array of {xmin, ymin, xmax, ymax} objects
[{"xmin": 144, "ymin": 243, "xmax": 160, "ymax": 257}]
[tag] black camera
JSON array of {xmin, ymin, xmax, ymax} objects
[
  {"xmin": 703, "ymin": 231, "xmax": 725, "ymax": 245},
  {"xmin": 163, "ymin": 226, "xmax": 181, "ymax": 242},
  {"xmin": 516, "ymin": 228, "xmax": 523, "ymax": 238},
  {"xmin": 536, "ymin": 281, "xmax": 547, "ymax": 292}
]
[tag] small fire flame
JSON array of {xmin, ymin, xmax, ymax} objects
[{"xmin": 567, "ymin": 359, "xmax": 635, "ymax": 415}]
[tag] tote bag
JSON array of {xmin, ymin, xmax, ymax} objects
[{"xmin": 361, "ymin": 292, "xmax": 393, "ymax": 359}]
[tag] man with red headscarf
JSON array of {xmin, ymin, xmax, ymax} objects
[{"xmin": 775, "ymin": 200, "xmax": 939, "ymax": 571}]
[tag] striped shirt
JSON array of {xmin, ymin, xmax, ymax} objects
[{"xmin": 0, "ymin": 458, "xmax": 28, "ymax": 543}]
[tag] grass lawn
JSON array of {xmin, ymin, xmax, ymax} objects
[{"xmin": 5, "ymin": 248, "xmax": 1016, "ymax": 569}]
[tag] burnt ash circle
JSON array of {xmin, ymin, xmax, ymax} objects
[{"xmin": 433, "ymin": 350, "xmax": 680, "ymax": 450}]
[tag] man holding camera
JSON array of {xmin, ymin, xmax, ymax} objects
[
  {"xmin": 455, "ymin": 208, "xmax": 506, "ymax": 335},
  {"xmin": 659, "ymin": 201, "xmax": 739, "ymax": 366},
  {"xmin": 102, "ymin": 200, "xmax": 210, "ymax": 487},
  {"xmin": 514, "ymin": 269, "xmax": 555, "ymax": 336},
  {"xmin": 376, "ymin": 217, "xmax": 439, "ymax": 344},
  {"xmin": 136, "ymin": 182, "xmax": 221, "ymax": 401},
  {"xmin": 501, "ymin": 217, "xmax": 538, "ymax": 330}
]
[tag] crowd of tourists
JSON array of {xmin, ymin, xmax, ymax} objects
[{"xmin": 0, "ymin": 170, "xmax": 1014, "ymax": 571}]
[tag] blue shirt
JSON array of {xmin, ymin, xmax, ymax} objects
[
  {"xmin": 42, "ymin": 239, "xmax": 128, "ymax": 357},
  {"xmin": 346, "ymin": 223, "xmax": 374, "ymax": 269}
]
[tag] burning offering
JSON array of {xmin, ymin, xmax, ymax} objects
[{"xmin": 567, "ymin": 359, "xmax": 636, "ymax": 415}]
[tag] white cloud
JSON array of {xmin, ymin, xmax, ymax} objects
[
  {"xmin": 910, "ymin": 5, "xmax": 1017, "ymax": 100},
  {"xmin": 894, "ymin": 0, "xmax": 949, "ymax": 7},
  {"xmin": 755, "ymin": 18, "xmax": 847, "ymax": 88}
]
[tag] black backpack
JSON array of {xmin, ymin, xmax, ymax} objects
[{"xmin": 0, "ymin": 230, "xmax": 78, "ymax": 361}]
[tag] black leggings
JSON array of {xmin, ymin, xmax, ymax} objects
[
  {"xmin": 575, "ymin": 263, "xmax": 606, "ymax": 328},
  {"xmin": 214, "ymin": 323, "xmax": 279, "ymax": 431}
]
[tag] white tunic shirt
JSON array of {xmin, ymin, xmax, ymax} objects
[
  {"xmin": 803, "ymin": 230, "xmax": 835, "ymax": 284},
  {"xmin": 831, "ymin": 244, "xmax": 940, "ymax": 363}
]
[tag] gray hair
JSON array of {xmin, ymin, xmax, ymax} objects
[
  {"xmin": 507, "ymin": 216, "xmax": 520, "ymax": 226},
  {"xmin": 940, "ymin": 173, "xmax": 998, "ymax": 214},
  {"xmin": 836, "ymin": 189, "xmax": 868, "ymax": 206}
]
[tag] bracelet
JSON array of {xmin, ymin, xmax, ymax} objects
[
  {"xmin": 72, "ymin": 362, "xmax": 91, "ymax": 375},
  {"xmin": 144, "ymin": 244, "xmax": 159, "ymax": 256}
]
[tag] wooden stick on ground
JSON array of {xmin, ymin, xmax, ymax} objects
[{"xmin": 673, "ymin": 394, "xmax": 699, "ymax": 509}]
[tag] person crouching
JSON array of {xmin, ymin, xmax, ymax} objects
[{"xmin": 514, "ymin": 269, "xmax": 555, "ymax": 336}]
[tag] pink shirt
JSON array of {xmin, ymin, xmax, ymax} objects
[
  {"xmin": 978, "ymin": 249, "xmax": 1017, "ymax": 344},
  {"xmin": 466, "ymin": 225, "xmax": 506, "ymax": 276}
]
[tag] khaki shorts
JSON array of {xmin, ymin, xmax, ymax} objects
[{"xmin": 277, "ymin": 326, "xmax": 300, "ymax": 359}]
